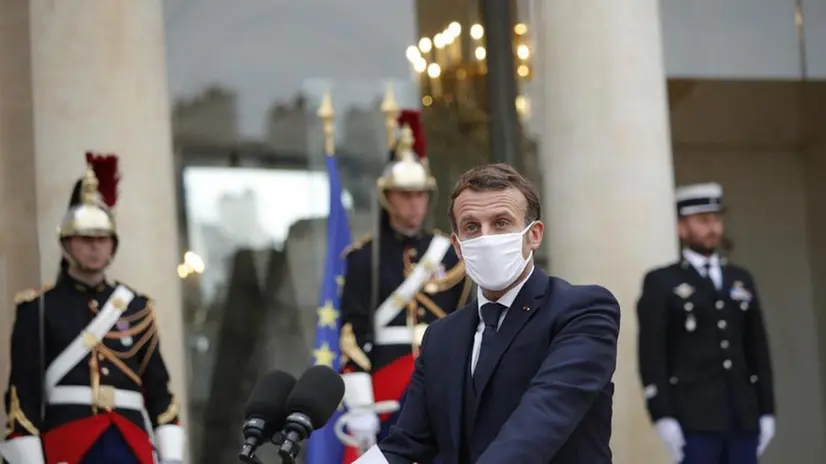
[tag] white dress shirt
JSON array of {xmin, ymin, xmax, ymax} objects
[
  {"xmin": 471, "ymin": 266, "xmax": 535, "ymax": 374},
  {"xmin": 682, "ymin": 248, "xmax": 722, "ymax": 290}
]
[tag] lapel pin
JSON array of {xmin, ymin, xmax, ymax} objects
[{"xmin": 522, "ymin": 305, "xmax": 531, "ymax": 312}]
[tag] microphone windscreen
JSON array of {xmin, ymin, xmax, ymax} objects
[
  {"xmin": 243, "ymin": 370, "xmax": 298, "ymax": 432},
  {"xmin": 285, "ymin": 365, "xmax": 346, "ymax": 429}
]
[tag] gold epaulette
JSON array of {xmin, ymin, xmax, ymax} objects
[
  {"xmin": 341, "ymin": 234, "xmax": 373, "ymax": 258},
  {"xmin": 13, "ymin": 283, "xmax": 54, "ymax": 305}
]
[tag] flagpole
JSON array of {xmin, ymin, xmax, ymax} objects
[
  {"xmin": 367, "ymin": 84, "xmax": 400, "ymax": 349},
  {"xmin": 307, "ymin": 86, "xmax": 351, "ymax": 464},
  {"xmin": 318, "ymin": 88, "xmax": 336, "ymax": 156},
  {"xmin": 381, "ymin": 83, "xmax": 400, "ymax": 150},
  {"xmin": 793, "ymin": 0, "xmax": 808, "ymax": 80}
]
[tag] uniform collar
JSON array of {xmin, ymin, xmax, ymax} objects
[
  {"xmin": 384, "ymin": 222, "xmax": 425, "ymax": 242},
  {"xmin": 682, "ymin": 248, "xmax": 723, "ymax": 270},
  {"xmin": 60, "ymin": 269, "xmax": 109, "ymax": 293}
]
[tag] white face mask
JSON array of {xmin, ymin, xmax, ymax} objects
[{"xmin": 458, "ymin": 222, "xmax": 535, "ymax": 291}]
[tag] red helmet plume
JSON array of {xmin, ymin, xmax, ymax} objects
[
  {"xmin": 397, "ymin": 110, "xmax": 426, "ymax": 160},
  {"xmin": 85, "ymin": 152, "xmax": 119, "ymax": 208}
]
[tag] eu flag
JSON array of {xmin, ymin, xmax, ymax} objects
[{"xmin": 305, "ymin": 152, "xmax": 351, "ymax": 464}]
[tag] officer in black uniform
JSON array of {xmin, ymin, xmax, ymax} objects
[
  {"xmin": 637, "ymin": 182, "xmax": 776, "ymax": 464},
  {"xmin": 1, "ymin": 155, "xmax": 184, "ymax": 464},
  {"xmin": 336, "ymin": 110, "xmax": 472, "ymax": 458}
]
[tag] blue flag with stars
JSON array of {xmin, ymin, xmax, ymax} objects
[{"xmin": 305, "ymin": 153, "xmax": 351, "ymax": 464}]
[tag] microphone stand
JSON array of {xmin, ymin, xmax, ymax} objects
[
  {"xmin": 238, "ymin": 451, "xmax": 264, "ymax": 464},
  {"xmin": 238, "ymin": 431, "xmax": 287, "ymax": 464},
  {"xmin": 276, "ymin": 435, "xmax": 299, "ymax": 464},
  {"xmin": 273, "ymin": 432, "xmax": 299, "ymax": 464}
]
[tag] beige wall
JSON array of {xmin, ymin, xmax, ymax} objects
[
  {"xmin": 0, "ymin": 0, "xmax": 39, "ymax": 429},
  {"xmin": 803, "ymin": 140, "xmax": 826, "ymax": 443}
]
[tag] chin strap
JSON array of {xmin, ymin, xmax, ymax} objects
[{"xmin": 60, "ymin": 247, "xmax": 113, "ymax": 274}]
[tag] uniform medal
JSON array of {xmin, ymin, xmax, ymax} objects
[
  {"xmin": 685, "ymin": 314, "xmax": 696, "ymax": 332},
  {"xmin": 117, "ymin": 319, "xmax": 133, "ymax": 347}
]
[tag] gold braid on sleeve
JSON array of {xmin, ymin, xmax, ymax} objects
[
  {"xmin": 340, "ymin": 323, "xmax": 371, "ymax": 371},
  {"xmin": 7, "ymin": 387, "xmax": 38, "ymax": 436},
  {"xmin": 157, "ymin": 396, "xmax": 180, "ymax": 425}
]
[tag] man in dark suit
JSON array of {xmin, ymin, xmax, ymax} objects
[
  {"xmin": 357, "ymin": 163, "xmax": 620, "ymax": 464},
  {"xmin": 636, "ymin": 182, "xmax": 776, "ymax": 464}
]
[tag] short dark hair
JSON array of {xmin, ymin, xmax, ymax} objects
[{"xmin": 448, "ymin": 163, "xmax": 541, "ymax": 231}]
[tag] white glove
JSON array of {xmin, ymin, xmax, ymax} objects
[
  {"xmin": 655, "ymin": 417, "xmax": 685, "ymax": 463},
  {"xmin": 758, "ymin": 415, "xmax": 775, "ymax": 456},
  {"xmin": 345, "ymin": 410, "xmax": 381, "ymax": 450}
]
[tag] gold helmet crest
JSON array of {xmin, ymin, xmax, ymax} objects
[
  {"xmin": 377, "ymin": 124, "xmax": 436, "ymax": 193},
  {"xmin": 58, "ymin": 153, "xmax": 119, "ymax": 241},
  {"xmin": 58, "ymin": 165, "xmax": 117, "ymax": 238},
  {"xmin": 376, "ymin": 108, "xmax": 436, "ymax": 208}
]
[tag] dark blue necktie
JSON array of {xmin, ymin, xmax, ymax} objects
[
  {"xmin": 474, "ymin": 302, "xmax": 506, "ymax": 392},
  {"xmin": 703, "ymin": 263, "xmax": 718, "ymax": 291}
]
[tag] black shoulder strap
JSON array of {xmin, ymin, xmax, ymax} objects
[
  {"xmin": 367, "ymin": 196, "xmax": 379, "ymax": 349},
  {"xmin": 38, "ymin": 293, "xmax": 45, "ymax": 421}
]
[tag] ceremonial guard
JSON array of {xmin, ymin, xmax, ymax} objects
[
  {"xmin": 1, "ymin": 154, "xmax": 184, "ymax": 464},
  {"xmin": 337, "ymin": 109, "xmax": 471, "ymax": 461},
  {"xmin": 637, "ymin": 183, "xmax": 776, "ymax": 464}
]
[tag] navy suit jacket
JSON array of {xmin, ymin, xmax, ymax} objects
[{"xmin": 378, "ymin": 269, "xmax": 620, "ymax": 463}]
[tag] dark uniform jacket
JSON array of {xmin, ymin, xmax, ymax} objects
[
  {"xmin": 3, "ymin": 271, "xmax": 181, "ymax": 462},
  {"xmin": 637, "ymin": 257, "xmax": 775, "ymax": 433},
  {"xmin": 340, "ymin": 224, "xmax": 472, "ymax": 378}
]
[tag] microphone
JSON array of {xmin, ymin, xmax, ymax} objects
[
  {"xmin": 238, "ymin": 370, "xmax": 297, "ymax": 463},
  {"xmin": 278, "ymin": 365, "xmax": 346, "ymax": 463}
]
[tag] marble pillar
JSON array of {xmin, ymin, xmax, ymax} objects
[
  {"xmin": 535, "ymin": 1, "xmax": 678, "ymax": 462},
  {"xmin": 0, "ymin": 0, "xmax": 40, "ymax": 429},
  {"xmin": 27, "ymin": 0, "xmax": 189, "ymax": 455}
]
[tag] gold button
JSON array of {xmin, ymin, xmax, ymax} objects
[
  {"xmin": 417, "ymin": 308, "xmax": 426, "ymax": 317},
  {"xmin": 88, "ymin": 300, "xmax": 99, "ymax": 309},
  {"xmin": 101, "ymin": 367, "xmax": 110, "ymax": 376}
]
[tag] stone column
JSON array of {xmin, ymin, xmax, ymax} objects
[
  {"xmin": 28, "ymin": 0, "xmax": 189, "ymax": 455},
  {"xmin": 0, "ymin": 0, "xmax": 40, "ymax": 429},
  {"xmin": 535, "ymin": 1, "xmax": 678, "ymax": 462}
]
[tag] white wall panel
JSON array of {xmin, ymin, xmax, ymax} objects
[
  {"xmin": 662, "ymin": 0, "xmax": 802, "ymax": 78},
  {"xmin": 803, "ymin": 0, "xmax": 826, "ymax": 78}
]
